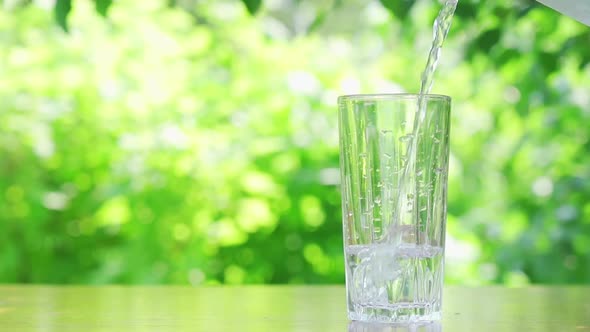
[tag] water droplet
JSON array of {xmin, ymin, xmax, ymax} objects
[
  {"xmin": 417, "ymin": 170, "xmax": 424, "ymax": 177},
  {"xmin": 383, "ymin": 153, "xmax": 392, "ymax": 159},
  {"xmin": 399, "ymin": 134, "xmax": 414, "ymax": 143},
  {"xmin": 406, "ymin": 201, "xmax": 414, "ymax": 213},
  {"xmin": 375, "ymin": 196, "xmax": 382, "ymax": 205},
  {"xmin": 377, "ymin": 181, "xmax": 383, "ymax": 188},
  {"xmin": 433, "ymin": 137, "xmax": 441, "ymax": 144},
  {"xmin": 435, "ymin": 167, "xmax": 444, "ymax": 174}
]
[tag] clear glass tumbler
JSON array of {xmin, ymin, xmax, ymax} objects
[{"xmin": 338, "ymin": 94, "xmax": 451, "ymax": 324}]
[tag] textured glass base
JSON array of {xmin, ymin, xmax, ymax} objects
[
  {"xmin": 349, "ymin": 303, "xmax": 441, "ymax": 324},
  {"xmin": 348, "ymin": 320, "xmax": 442, "ymax": 332}
]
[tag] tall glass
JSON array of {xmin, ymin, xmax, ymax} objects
[{"xmin": 338, "ymin": 94, "xmax": 451, "ymax": 324}]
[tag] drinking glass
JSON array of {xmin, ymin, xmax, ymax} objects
[{"xmin": 338, "ymin": 94, "xmax": 451, "ymax": 324}]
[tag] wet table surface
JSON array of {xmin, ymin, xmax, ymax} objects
[{"xmin": 0, "ymin": 286, "xmax": 589, "ymax": 331}]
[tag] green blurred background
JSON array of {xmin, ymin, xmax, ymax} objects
[{"xmin": 1, "ymin": 0, "xmax": 589, "ymax": 286}]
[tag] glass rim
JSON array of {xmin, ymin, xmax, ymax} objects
[{"xmin": 338, "ymin": 93, "xmax": 451, "ymax": 102}]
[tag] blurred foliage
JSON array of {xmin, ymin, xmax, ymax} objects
[{"xmin": 0, "ymin": 0, "xmax": 589, "ymax": 285}]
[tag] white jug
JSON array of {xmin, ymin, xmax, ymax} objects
[{"xmin": 537, "ymin": 0, "xmax": 590, "ymax": 26}]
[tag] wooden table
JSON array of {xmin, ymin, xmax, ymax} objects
[{"xmin": 0, "ymin": 286, "xmax": 588, "ymax": 331}]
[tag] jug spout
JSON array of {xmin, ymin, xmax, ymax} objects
[{"xmin": 537, "ymin": 0, "xmax": 590, "ymax": 26}]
